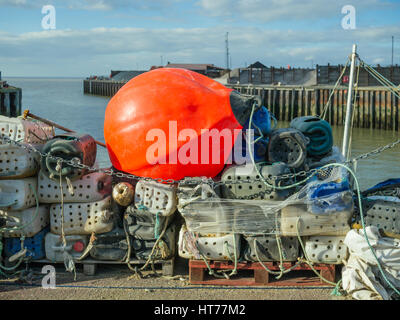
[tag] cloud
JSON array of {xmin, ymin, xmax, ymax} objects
[
  {"xmin": 1, "ymin": 23, "xmax": 399, "ymax": 77},
  {"xmin": 0, "ymin": 0, "xmax": 182, "ymax": 10},
  {"xmin": 197, "ymin": 0, "xmax": 395, "ymax": 22}
]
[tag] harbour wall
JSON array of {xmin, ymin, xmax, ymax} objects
[
  {"xmin": 0, "ymin": 85, "xmax": 22, "ymax": 117},
  {"xmin": 83, "ymin": 79, "xmax": 399, "ymax": 131}
]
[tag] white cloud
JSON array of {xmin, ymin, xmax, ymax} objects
[
  {"xmin": 197, "ymin": 0, "xmax": 394, "ymax": 22},
  {"xmin": 0, "ymin": 0, "xmax": 182, "ymax": 10},
  {"xmin": 0, "ymin": 25, "xmax": 399, "ymax": 76}
]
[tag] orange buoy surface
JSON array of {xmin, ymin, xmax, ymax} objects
[{"xmin": 104, "ymin": 68, "xmax": 252, "ymax": 180}]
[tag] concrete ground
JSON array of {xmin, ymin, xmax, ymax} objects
[{"xmin": 0, "ymin": 257, "xmax": 350, "ymax": 300}]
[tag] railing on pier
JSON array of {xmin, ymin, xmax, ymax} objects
[{"xmin": 228, "ymin": 85, "xmax": 399, "ymax": 131}]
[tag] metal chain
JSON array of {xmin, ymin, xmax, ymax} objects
[
  {"xmin": 0, "ymin": 132, "xmax": 399, "ymax": 189},
  {"xmin": 350, "ymin": 139, "xmax": 400, "ymax": 162}
]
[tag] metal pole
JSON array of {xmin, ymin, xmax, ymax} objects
[
  {"xmin": 342, "ymin": 44, "xmax": 357, "ymax": 159},
  {"xmin": 392, "ymin": 36, "xmax": 394, "ymax": 66}
]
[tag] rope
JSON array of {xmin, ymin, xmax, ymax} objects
[
  {"xmin": 360, "ymin": 60, "xmax": 400, "ymax": 100},
  {"xmin": 0, "ymin": 183, "xmax": 41, "ymax": 272},
  {"xmin": 246, "ymin": 101, "xmax": 320, "ymax": 191},
  {"xmin": 254, "ymin": 238, "xmax": 303, "ymax": 276},
  {"xmin": 139, "ymin": 215, "xmax": 170, "ymax": 272},
  {"xmin": 123, "ymin": 215, "xmax": 144, "ymax": 278},
  {"xmin": 0, "ymin": 184, "xmax": 40, "ymax": 233},
  {"xmin": 332, "ymin": 162, "xmax": 400, "ymax": 297},
  {"xmin": 295, "ymin": 218, "xmax": 339, "ymax": 287},
  {"xmin": 57, "ymin": 160, "xmax": 76, "ymax": 281},
  {"xmin": 321, "ymin": 59, "xmax": 351, "ymax": 120},
  {"xmin": 0, "ymin": 235, "xmax": 25, "ymax": 272}
]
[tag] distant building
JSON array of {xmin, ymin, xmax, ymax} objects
[
  {"xmin": 247, "ymin": 61, "xmax": 267, "ymax": 69},
  {"xmin": 110, "ymin": 70, "xmax": 146, "ymax": 82},
  {"xmin": 227, "ymin": 62, "xmax": 400, "ymax": 86},
  {"xmin": 164, "ymin": 63, "xmax": 226, "ymax": 78}
]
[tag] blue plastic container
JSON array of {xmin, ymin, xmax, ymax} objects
[
  {"xmin": 232, "ymin": 106, "xmax": 272, "ymax": 164},
  {"xmin": 233, "ymin": 132, "xmax": 268, "ymax": 163},
  {"xmin": 4, "ymin": 226, "xmax": 49, "ymax": 260},
  {"xmin": 244, "ymin": 106, "xmax": 272, "ymax": 135}
]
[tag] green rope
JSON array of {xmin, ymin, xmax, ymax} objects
[{"xmin": 328, "ymin": 162, "xmax": 400, "ymax": 297}]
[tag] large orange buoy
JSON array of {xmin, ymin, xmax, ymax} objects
[{"xmin": 104, "ymin": 68, "xmax": 254, "ymax": 180}]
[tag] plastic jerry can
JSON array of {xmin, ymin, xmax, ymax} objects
[
  {"xmin": 242, "ymin": 235, "xmax": 299, "ymax": 262},
  {"xmin": 4, "ymin": 226, "xmax": 50, "ymax": 260},
  {"xmin": 221, "ymin": 162, "xmax": 294, "ymax": 200},
  {"xmin": 178, "ymin": 227, "xmax": 241, "ymax": 261},
  {"xmin": 89, "ymin": 227, "xmax": 128, "ymax": 261},
  {"xmin": 49, "ymin": 196, "xmax": 114, "ymax": 235},
  {"xmin": 360, "ymin": 198, "xmax": 400, "ymax": 235},
  {"xmin": 0, "ymin": 115, "xmax": 54, "ymax": 145},
  {"xmin": 125, "ymin": 206, "xmax": 168, "ymax": 241},
  {"xmin": 1, "ymin": 205, "xmax": 49, "ymax": 238},
  {"xmin": 177, "ymin": 179, "xmax": 231, "ymax": 235},
  {"xmin": 132, "ymin": 222, "xmax": 177, "ymax": 260},
  {"xmin": 40, "ymin": 133, "xmax": 97, "ymax": 182},
  {"xmin": 280, "ymin": 204, "xmax": 353, "ymax": 237},
  {"xmin": 304, "ymin": 236, "xmax": 348, "ymax": 264},
  {"xmin": 45, "ymin": 232, "xmax": 89, "ymax": 262},
  {"xmin": 243, "ymin": 106, "xmax": 272, "ymax": 136},
  {"xmin": 233, "ymin": 131, "xmax": 269, "ymax": 164},
  {"xmin": 232, "ymin": 203, "xmax": 276, "ymax": 235},
  {"xmin": 0, "ymin": 177, "xmax": 38, "ymax": 211},
  {"xmin": 135, "ymin": 180, "xmax": 177, "ymax": 217},
  {"xmin": 38, "ymin": 170, "xmax": 112, "ymax": 203},
  {"xmin": 0, "ymin": 144, "xmax": 41, "ymax": 179}
]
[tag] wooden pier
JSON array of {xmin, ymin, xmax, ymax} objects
[
  {"xmin": 230, "ymin": 85, "xmax": 399, "ymax": 131},
  {"xmin": 83, "ymin": 79, "xmax": 125, "ymax": 97},
  {"xmin": 0, "ymin": 83, "xmax": 22, "ymax": 117},
  {"xmin": 83, "ymin": 79, "xmax": 399, "ymax": 131}
]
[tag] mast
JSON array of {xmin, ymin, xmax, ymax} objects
[{"xmin": 342, "ymin": 44, "xmax": 357, "ymax": 159}]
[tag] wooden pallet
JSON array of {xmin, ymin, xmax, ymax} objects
[
  {"xmin": 31, "ymin": 257, "xmax": 175, "ymax": 276},
  {"xmin": 189, "ymin": 260, "xmax": 336, "ymax": 287}
]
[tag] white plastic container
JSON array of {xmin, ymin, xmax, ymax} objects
[
  {"xmin": 178, "ymin": 226, "xmax": 241, "ymax": 261},
  {"xmin": 135, "ymin": 180, "xmax": 177, "ymax": 216},
  {"xmin": 45, "ymin": 232, "xmax": 89, "ymax": 262},
  {"xmin": 1, "ymin": 205, "xmax": 49, "ymax": 238},
  {"xmin": 280, "ymin": 204, "xmax": 352, "ymax": 236},
  {"xmin": 38, "ymin": 170, "xmax": 112, "ymax": 203},
  {"xmin": 221, "ymin": 163, "xmax": 294, "ymax": 200},
  {"xmin": 0, "ymin": 177, "xmax": 37, "ymax": 210},
  {"xmin": 304, "ymin": 236, "xmax": 348, "ymax": 264},
  {"xmin": 0, "ymin": 115, "xmax": 54, "ymax": 145},
  {"xmin": 49, "ymin": 196, "xmax": 114, "ymax": 235},
  {"xmin": 0, "ymin": 144, "xmax": 40, "ymax": 179}
]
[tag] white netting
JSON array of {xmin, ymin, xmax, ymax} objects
[{"xmin": 178, "ymin": 162, "xmax": 354, "ymax": 237}]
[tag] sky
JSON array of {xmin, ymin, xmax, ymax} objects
[{"xmin": 0, "ymin": 0, "xmax": 399, "ymax": 77}]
